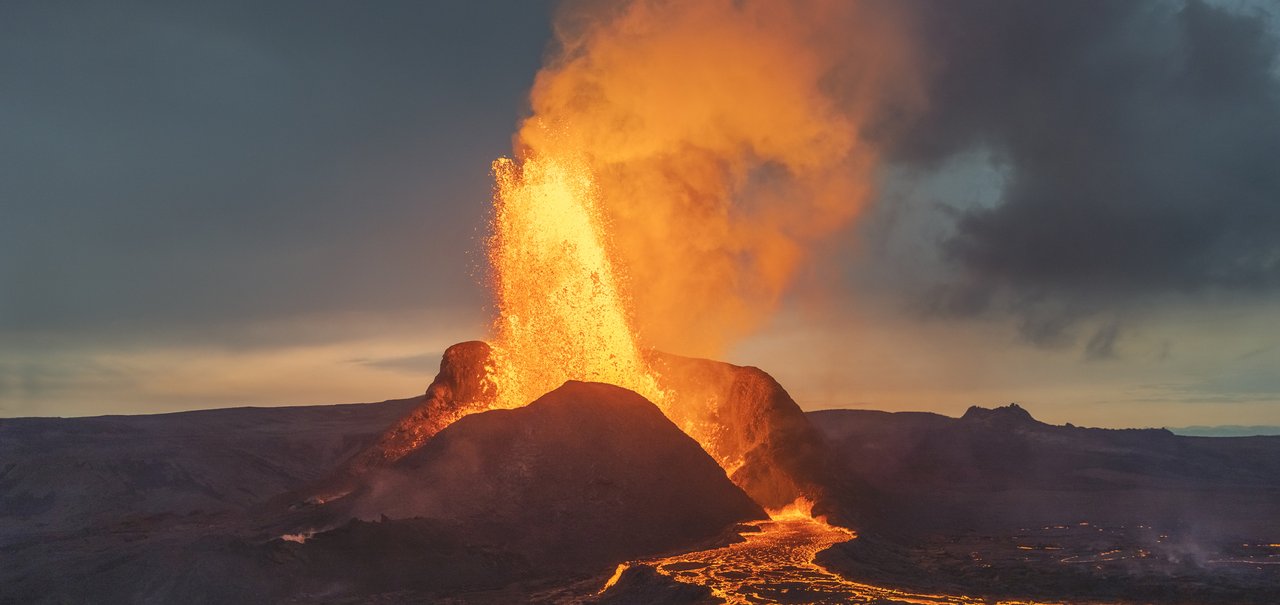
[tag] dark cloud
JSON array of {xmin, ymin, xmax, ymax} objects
[
  {"xmin": 1084, "ymin": 320, "xmax": 1122, "ymax": 361},
  {"xmin": 0, "ymin": 1, "xmax": 552, "ymax": 345},
  {"xmin": 884, "ymin": 1, "xmax": 1280, "ymax": 344}
]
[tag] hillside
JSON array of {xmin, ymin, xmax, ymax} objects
[{"xmin": 1, "ymin": 383, "xmax": 762, "ymax": 604}]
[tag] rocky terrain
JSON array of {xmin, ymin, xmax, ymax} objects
[
  {"xmin": 4, "ymin": 350, "xmax": 1279, "ymax": 604},
  {"xmin": 0, "ymin": 397, "xmax": 421, "ymax": 537},
  {"xmin": 1, "ymin": 382, "xmax": 764, "ymax": 604},
  {"xmin": 810, "ymin": 404, "xmax": 1280, "ymax": 604},
  {"xmin": 287, "ymin": 381, "xmax": 765, "ymax": 573},
  {"xmin": 810, "ymin": 404, "xmax": 1280, "ymax": 535}
]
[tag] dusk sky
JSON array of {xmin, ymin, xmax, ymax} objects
[{"xmin": 4, "ymin": 0, "xmax": 1279, "ymax": 429}]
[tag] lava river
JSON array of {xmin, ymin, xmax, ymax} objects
[{"xmin": 601, "ymin": 511, "xmax": 1065, "ymax": 605}]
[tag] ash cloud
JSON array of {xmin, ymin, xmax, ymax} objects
[{"xmin": 882, "ymin": 1, "xmax": 1280, "ymax": 347}]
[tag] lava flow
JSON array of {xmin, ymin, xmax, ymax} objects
[{"xmin": 602, "ymin": 500, "xmax": 1064, "ymax": 605}]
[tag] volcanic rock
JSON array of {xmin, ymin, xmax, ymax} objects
[
  {"xmin": 594, "ymin": 564, "xmax": 718, "ymax": 604},
  {"xmin": 0, "ymin": 398, "xmax": 419, "ymax": 536},
  {"xmin": 350, "ymin": 340, "xmax": 496, "ymax": 469},
  {"xmin": 959, "ymin": 402, "xmax": 1037, "ymax": 426},
  {"xmin": 2, "ymin": 381, "xmax": 763, "ymax": 604},
  {"xmin": 810, "ymin": 406, "xmax": 1280, "ymax": 605},
  {"xmin": 809, "ymin": 405, "xmax": 1280, "ymax": 534},
  {"xmin": 333, "ymin": 380, "xmax": 766, "ymax": 570},
  {"xmin": 353, "ymin": 342, "xmax": 839, "ymax": 514},
  {"xmin": 646, "ymin": 351, "xmax": 836, "ymax": 512}
]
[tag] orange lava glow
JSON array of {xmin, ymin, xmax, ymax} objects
[
  {"xmin": 604, "ymin": 500, "xmax": 1067, "ymax": 605},
  {"xmin": 478, "ymin": 0, "xmax": 916, "ymax": 476},
  {"xmin": 766, "ymin": 496, "xmax": 823, "ymax": 522},
  {"xmin": 412, "ymin": 4, "xmax": 1086, "ymax": 601},
  {"xmin": 485, "ymin": 149, "xmax": 737, "ymax": 470},
  {"xmin": 486, "ymin": 154, "xmax": 665, "ymax": 413}
]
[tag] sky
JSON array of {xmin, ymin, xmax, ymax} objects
[{"xmin": 3, "ymin": 0, "xmax": 1279, "ymax": 428}]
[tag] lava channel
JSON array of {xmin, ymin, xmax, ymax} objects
[{"xmin": 602, "ymin": 509, "xmax": 1071, "ymax": 605}]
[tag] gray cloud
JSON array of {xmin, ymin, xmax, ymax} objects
[
  {"xmin": 879, "ymin": 1, "xmax": 1280, "ymax": 348},
  {"xmin": 1084, "ymin": 320, "xmax": 1122, "ymax": 361}
]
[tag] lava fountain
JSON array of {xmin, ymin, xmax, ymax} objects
[
  {"xmin": 370, "ymin": 0, "xmax": 920, "ymax": 504},
  {"xmin": 486, "ymin": 151, "xmax": 665, "ymax": 413},
  {"xmin": 360, "ymin": 1, "xmax": 921, "ymax": 505},
  {"xmin": 471, "ymin": 0, "xmax": 919, "ymax": 476}
]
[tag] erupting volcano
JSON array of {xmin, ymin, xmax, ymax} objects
[
  {"xmin": 321, "ymin": 4, "xmax": 907, "ymax": 596},
  {"xmin": 8, "ymin": 2, "xmax": 1280, "ymax": 605},
  {"xmin": 356, "ymin": 0, "xmax": 900, "ymax": 511}
]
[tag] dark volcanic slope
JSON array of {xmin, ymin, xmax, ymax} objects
[
  {"xmin": 350, "ymin": 342, "xmax": 836, "ymax": 514},
  {"xmin": 809, "ymin": 404, "xmax": 1280, "ymax": 534},
  {"xmin": 648, "ymin": 352, "xmax": 835, "ymax": 513},
  {"xmin": 0, "ymin": 398, "xmax": 420, "ymax": 537},
  {"xmin": 314, "ymin": 381, "xmax": 766, "ymax": 572}
]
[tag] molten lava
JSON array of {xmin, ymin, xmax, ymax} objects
[
  {"xmin": 483, "ymin": 152, "xmax": 825, "ymax": 498},
  {"xmin": 485, "ymin": 151, "xmax": 752, "ymax": 476},
  {"xmin": 487, "ymin": 152, "xmax": 665, "ymax": 413},
  {"xmin": 601, "ymin": 498, "xmax": 1061, "ymax": 605}
]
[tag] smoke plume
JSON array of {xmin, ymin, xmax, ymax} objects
[{"xmin": 508, "ymin": 0, "xmax": 919, "ymax": 356}]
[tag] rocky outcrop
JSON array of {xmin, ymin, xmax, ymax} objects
[
  {"xmin": 646, "ymin": 352, "xmax": 834, "ymax": 512},
  {"xmin": 959, "ymin": 402, "xmax": 1037, "ymax": 426},
  {"xmin": 348, "ymin": 340, "xmax": 495, "ymax": 470}
]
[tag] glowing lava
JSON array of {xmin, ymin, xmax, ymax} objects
[
  {"xmin": 602, "ymin": 500, "xmax": 1066, "ymax": 605},
  {"xmin": 485, "ymin": 151, "xmax": 748, "ymax": 474},
  {"xmin": 486, "ymin": 153, "xmax": 664, "ymax": 413}
]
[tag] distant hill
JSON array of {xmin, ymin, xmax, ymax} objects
[
  {"xmin": 0, "ymin": 398, "xmax": 422, "ymax": 536},
  {"xmin": 1168, "ymin": 424, "xmax": 1280, "ymax": 437},
  {"xmin": 808, "ymin": 404, "xmax": 1280, "ymax": 605},
  {"xmin": 807, "ymin": 404, "xmax": 1280, "ymax": 535}
]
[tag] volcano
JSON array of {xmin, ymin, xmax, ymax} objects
[
  {"xmin": 285, "ymin": 380, "xmax": 765, "ymax": 573},
  {"xmin": 348, "ymin": 341, "xmax": 836, "ymax": 513},
  {"xmin": 1, "ymin": 366, "xmax": 775, "ymax": 604}
]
